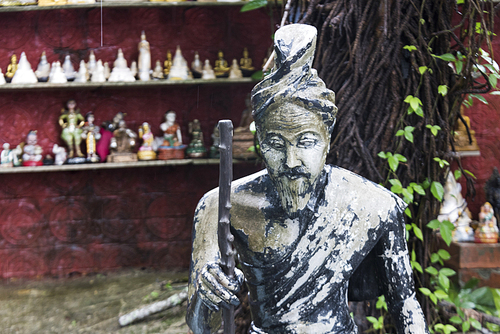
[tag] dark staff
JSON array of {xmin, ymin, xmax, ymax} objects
[{"xmin": 217, "ymin": 120, "xmax": 236, "ymax": 334}]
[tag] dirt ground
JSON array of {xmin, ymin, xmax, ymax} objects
[{"xmin": 0, "ymin": 269, "xmax": 191, "ymax": 334}]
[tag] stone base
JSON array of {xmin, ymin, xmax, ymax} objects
[
  {"xmin": 107, "ymin": 153, "xmax": 138, "ymax": 163},
  {"xmin": 66, "ymin": 157, "xmax": 87, "ymax": 164},
  {"xmin": 22, "ymin": 160, "xmax": 42, "ymax": 167},
  {"xmin": 137, "ymin": 150, "xmax": 156, "ymax": 161},
  {"xmin": 158, "ymin": 146, "xmax": 186, "ymax": 160}
]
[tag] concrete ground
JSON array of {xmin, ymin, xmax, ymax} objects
[{"xmin": 0, "ymin": 269, "xmax": 191, "ymax": 334}]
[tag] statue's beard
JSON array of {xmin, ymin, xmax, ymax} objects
[{"xmin": 270, "ymin": 168, "xmax": 315, "ymax": 216}]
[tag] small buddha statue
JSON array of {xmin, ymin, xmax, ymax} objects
[
  {"xmin": 214, "ymin": 50, "xmax": 230, "ymax": 78},
  {"xmin": 186, "ymin": 119, "xmax": 207, "ymax": 158},
  {"xmin": 91, "ymin": 60, "xmax": 106, "ymax": 82},
  {"xmin": 240, "ymin": 47, "xmax": 255, "ymax": 77},
  {"xmin": 22, "ymin": 131, "xmax": 43, "ymax": 166},
  {"xmin": 1, "ymin": 143, "xmax": 13, "ymax": 167},
  {"xmin": 81, "ymin": 112, "xmax": 101, "ymax": 162},
  {"xmin": 163, "ymin": 51, "xmax": 173, "ymax": 76},
  {"xmin": 475, "ymin": 202, "xmax": 499, "ymax": 243},
  {"xmin": 62, "ymin": 55, "xmax": 76, "ymax": 81},
  {"xmin": 137, "ymin": 122, "xmax": 156, "ymax": 160},
  {"xmin": 35, "ymin": 52, "xmax": 51, "ymax": 82},
  {"xmin": 5, "ymin": 54, "xmax": 18, "ymax": 82},
  {"xmin": 152, "ymin": 60, "xmax": 164, "ymax": 80},
  {"xmin": 108, "ymin": 119, "xmax": 138, "ymax": 162},
  {"xmin": 49, "ymin": 61, "xmax": 67, "ymax": 84},
  {"xmin": 202, "ymin": 59, "xmax": 215, "ymax": 80},
  {"xmin": 109, "ymin": 49, "xmax": 135, "ymax": 82},
  {"xmin": 167, "ymin": 46, "xmax": 189, "ymax": 80},
  {"xmin": 191, "ymin": 52, "xmax": 202, "ymax": 78},
  {"xmin": 229, "ymin": 59, "xmax": 243, "ymax": 79},
  {"xmin": 74, "ymin": 60, "xmax": 89, "ymax": 83}
]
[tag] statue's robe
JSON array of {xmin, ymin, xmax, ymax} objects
[{"xmin": 188, "ymin": 165, "xmax": 428, "ymax": 334}]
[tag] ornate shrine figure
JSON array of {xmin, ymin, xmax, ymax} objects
[
  {"xmin": 240, "ymin": 47, "xmax": 255, "ymax": 77},
  {"xmin": 108, "ymin": 119, "xmax": 138, "ymax": 162},
  {"xmin": 157, "ymin": 111, "xmax": 186, "ymax": 160},
  {"xmin": 59, "ymin": 99, "xmax": 85, "ymax": 160},
  {"xmin": 187, "ymin": 24, "xmax": 428, "ymax": 334},
  {"xmin": 228, "ymin": 59, "xmax": 243, "ymax": 79},
  {"xmin": 5, "ymin": 54, "xmax": 18, "ymax": 82},
  {"xmin": 186, "ymin": 119, "xmax": 206, "ymax": 158},
  {"xmin": 137, "ymin": 122, "xmax": 156, "ymax": 160},
  {"xmin": 213, "ymin": 50, "xmax": 229, "ymax": 77},
  {"xmin": 475, "ymin": 202, "xmax": 499, "ymax": 243},
  {"xmin": 22, "ymin": 130, "xmax": 43, "ymax": 166},
  {"xmin": 81, "ymin": 112, "xmax": 101, "ymax": 162}
]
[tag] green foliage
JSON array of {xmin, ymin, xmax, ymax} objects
[
  {"xmin": 404, "ymin": 45, "xmax": 417, "ymax": 52},
  {"xmin": 240, "ymin": 0, "xmax": 268, "ymax": 12},
  {"xmin": 438, "ymin": 85, "xmax": 448, "ymax": 96},
  {"xmin": 426, "ymin": 124, "xmax": 441, "ymax": 136},
  {"xmin": 396, "ymin": 126, "xmax": 415, "ymax": 143}
]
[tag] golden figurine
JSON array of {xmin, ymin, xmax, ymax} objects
[
  {"xmin": 137, "ymin": 122, "xmax": 157, "ymax": 160},
  {"xmin": 163, "ymin": 51, "xmax": 173, "ymax": 76},
  {"xmin": 81, "ymin": 112, "xmax": 101, "ymax": 163},
  {"xmin": 59, "ymin": 99, "xmax": 86, "ymax": 161},
  {"xmin": 214, "ymin": 51, "xmax": 230, "ymax": 78},
  {"xmin": 240, "ymin": 47, "xmax": 255, "ymax": 77},
  {"xmin": 5, "ymin": 54, "xmax": 18, "ymax": 82},
  {"xmin": 454, "ymin": 105, "xmax": 479, "ymax": 151}
]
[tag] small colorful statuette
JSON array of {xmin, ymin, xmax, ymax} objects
[
  {"xmin": 475, "ymin": 202, "xmax": 499, "ymax": 243},
  {"xmin": 108, "ymin": 119, "xmax": 138, "ymax": 162},
  {"xmin": 152, "ymin": 60, "xmax": 164, "ymax": 80},
  {"xmin": 167, "ymin": 46, "xmax": 189, "ymax": 80},
  {"xmin": 59, "ymin": 99, "xmax": 86, "ymax": 163},
  {"xmin": 52, "ymin": 144, "xmax": 67, "ymax": 165},
  {"xmin": 91, "ymin": 60, "xmax": 106, "ymax": 82},
  {"xmin": 81, "ymin": 112, "xmax": 101, "ymax": 162},
  {"xmin": 214, "ymin": 50, "xmax": 230, "ymax": 78},
  {"xmin": 48, "ymin": 61, "xmax": 68, "ymax": 84},
  {"xmin": 74, "ymin": 60, "xmax": 89, "ymax": 83},
  {"xmin": 22, "ymin": 131, "xmax": 43, "ymax": 166},
  {"xmin": 240, "ymin": 47, "xmax": 255, "ymax": 77},
  {"xmin": 11, "ymin": 52, "xmax": 38, "ymax": 84},
  {"xmin": 157, "ymin": 111, "xmax": 186, "ymax": 160},
  {"xmin": 5, "ymin": 54, "xmax": 18, "ymax": 82},
  {"xmin": 202, "ymin": 59, "xmax": 215, "ymax": 80},
  {"xmin": 1, "ymin": 143, "xmax": 13, "ymax": 167},
  {"xmin": 137, "ymin": 122, "xmax": 156, "ymax": 160},
  {"xmin": 109, "ymin": 49, "xmax": 135, "ymax": 82},
  {"xmin": 191, "ymin": 52, "xmax": 202, "ymax": 78},
  {"xmin": 229, "ymin": 59, "xmax": 243, "ymax": 79},
  {"xmin": 138, "ymin": 31, "xmax": 151, "ymax": 81},
  {"xmin": 35, "ymin": 52, "xmax": 51, "ymax": 82},
  {"xmin": 63, "ymin": 55, "xmax": 76, "ymax": 81},
  {"xmin": 186, "ymin": 119, "xmax": 207, "ymax": 158}
]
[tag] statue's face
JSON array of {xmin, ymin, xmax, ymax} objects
[
  {"xmin": 166, "ymin": 112, "xmax": 176, "ymax": 122},
  {"xmin": 67, "ymin": 101, "xmax": 76, "ymax": 110},
  {"xmin": 27, "ymin": 133, "xmax": 37, "ymax": 145},
  {"xmin": 258, "ymin": 104, "xmax": 330, "ymax": 213}
]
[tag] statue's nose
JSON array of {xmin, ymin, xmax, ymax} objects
[{"xmin": 285, "ymin": 146, "xmax": 301, "ymax": 169}]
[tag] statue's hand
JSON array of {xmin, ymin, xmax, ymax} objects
[{"xmin": 198, "ymin": 261, "xmax": 243, "ymax": 312}]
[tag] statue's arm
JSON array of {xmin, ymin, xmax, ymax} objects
[{"xmin": 376, "ymin": 209, "xmax": 430, "ymax": 334}]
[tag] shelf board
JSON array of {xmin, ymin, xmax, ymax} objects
[
  {"xmin": 0, "ymin": 77, "xmax": 256, "ymax": 91},
  {"xmin": 0, "ymin": 1, "xmax": 255, "ymax": 12}
]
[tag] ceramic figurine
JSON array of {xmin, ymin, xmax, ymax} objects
[
  {"xmin": 59, "ymin": 99, "xmax": 85, "ymax": 161},
  {"xmin": 74, "ymin": 60, "xmax": 89, "ymax": 83},
  {"xmin": 108, "ymin": 119, "xmax": 138, "ymax": 162},
  {"xmin": 475, "ymin": 202, "xmax": 499, "ymax": 243},
  {"xmin": 11, "ymin": 52, "xmax": 38, "ymax": 84},
  {"xmin": 202, "ymin": 59, "xmax": 215, "ymax": 80},
  {"xmin": 186, "ymin": 119, "xmax": 207, "ymax": 158},
  {"xmin": 191, "ymin": 52, "xmax": 202, "ymax": 78},
  {"xmin": 35, "ymin": 52, "xmax": 51, "ymax": 82},
  {"xmin": 62, "ymin": 55, "xmax": 76, "ymax": 81},
  {"xmin": 103, "ymin": 62, "xmax": 111, "ymax": 80},
  {"xmin": 167, "ymin": 46, "xmax": 189, "ymax": 80},
  {"xmin": 87, "ymin": 51, "xmax": 97, "ymax": 78},
  {"xmin": 0, "ymin": 143, "xmax": 13, "ymax": 167},
  {"xmin": 157, "ymin": 111, "xmax": 186, "ymax": 160},
  {"xmin": 98, "ymin": 112, "xmax": 126, "ymax": 161},
  {"xmin": 0, "ymin": 68, "xmax": 6, "ymax": 85},
  {"xmin": 240, "ymin": 47, "xmax": 255, "ymax": 77},
  {"xmin": 485, "ymin": 167, "xmax": 500, "ymax": 224},
  {"xmin": 52, "ymin": 144, "xmax": 67, "ymax": 165},
  {"xmin": 163, "ymin": 51, "xmax": 173, "ymax": 77},
  {"xmin": 130, "ymin": 61, "xmax": 138, "ymax": 78},
  {"xmin": 152, "ymin": 60, "xmax": 164, "ymax": 80},
  {"xmin": 229, "ymin": 59, "xmax": 243, "ymax": 79},
  {"xmin": 187, "ymin": 24, "xmax": 429, "ymax": 334},
  {"xmin": 81, "ymin": 112, "xmax": 101, "ymax": 162},
  {"xmin": 48, "ymin": 61, "xmax": 68, "ymax": 84},
  {"xmin": 109, "ymin": 49, "xmax": 135, "ymax": 82},
  {"xmin": 213, "ymin": 50, "xmax": 230, "ymax": 78},
  {"xmin": 208, "ymin": 124, "xmax": 220, "ymax": 159},
  {"xmin": 91, "ymin": 60, "xmax": 106, "ymax": 82},
  {"xmin": 137, "ymin": 122, "xmax": 156, "ymax": 160},
  {"xmin": 22, "ymin": 131, "xmax": 43, "ymax": 166},
  {"xmin": 5, "ymin": 54, "xmax": 17, "ymax": 83},
  {"xmin": 232, "ymin": 94, "xmax": 257, "ymax": 159},
  {"xmin": 138, "ymin": 31, "xmax": 151, "ymax": 81},
  {"xmin": 11, "ymin": 145, "xmax": 22, "ymax": 166}
]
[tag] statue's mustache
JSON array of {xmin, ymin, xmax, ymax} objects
[{"xmin": 278, "ymin": 167, "xmax": 311, "ymax": 179}]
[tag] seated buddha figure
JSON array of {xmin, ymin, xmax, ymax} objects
[
  {"xmin": 5, "ymin": 54, "xmax": 18, "ymax": 82},
  {"xmin": 214, "ymin": 51, "xmax": 230, "ymax": 78},
  {"xmin": 240, "ymin": 47, "xmax": 255, "ymax": 77}
]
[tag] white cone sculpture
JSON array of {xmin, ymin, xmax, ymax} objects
[
  {"xmin": 11, "ymin": 52, "xmax": 38, "ymax": 84},
  {"xmin": 63, "ymin": 55, "xmax": 76, "ymax": 81},
  {"xmin": 91, "ymin": 60, "xmax": 106, "ymax": 82},
  {"xmin": 167, "ymin": 46, "xmax": 189, "ymax": 80},
  {"xmin": 109, "ymin": 49, "xmax": 135, "ymax": 82},
  {"xmin": 48, "ymin": 61, "xmax": 68, "ymax": 84},
  {"xmin": 74, "ymin": 60, "xmax": 88, "ymax": 83},
  {"xmin": 202, "ymin": 59, "xmax": 215, "ymax": 80},
  {"xmin": 35, "ymin": 52, "xmax": 51, "ymax": 82}
]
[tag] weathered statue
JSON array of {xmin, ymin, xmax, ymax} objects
[
  {"xmin": 186, "ymin": 119, "xmax": 206, "ymax": 158},
  {"xmin": 59, "ymin": 99, "xmax": 85, "ymax": 159},
  {"xmin": 187, "ymin": 24, "xmax": 428, "ymax": 334}
]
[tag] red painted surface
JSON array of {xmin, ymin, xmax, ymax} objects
[{"xmin": 0, "ymin": 5, "xmax": 272, "ymax": 277}]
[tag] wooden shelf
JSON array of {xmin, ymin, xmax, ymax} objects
[
  {"xmin": 0, "ymin": 1, "xmax": 254, "ymax": 13},
  {"xmin": 0, "ymin": 78, "xmax": 256, "ymax": 91}
]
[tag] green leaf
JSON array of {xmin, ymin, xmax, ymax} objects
[
  {"xmin": 389, "ymin": 179, "xmax": 403, "ymax": 193},
  {"xmin": 454, "ymin": 169, "xmax": 462, "ymax": 180},
  {"xmin": 444, "ymin": 324, "xmax": 457, "ymax": 333},
  {"xmin": 376, "ymin": 295, "xmax": 387, "ymax": 311},
  {"xmin": 438, "ymin": 85, "xmax": 448, "ymax": 96},
  {"xmin": 404, "ymin": 126, "xmax": 414, "ymax": 143},
  {"xmin": 366, "ymin": 316, "xmax": 378, "ymax": 324},
  {"xmin": 240, "ymin": 0, "xmax": 268, "ymax": 12},
  {"xmin": 439, "ymin": 272, "xmax": 450, "ymax": 290},
  {"xmin": 426, "ymin": 266, "xmax": 439, "ymax": 276},
  {"xmin": 419, "ymin": 66, "xmax": 428, "ymax": 75},
  {"xmin": 439, "ymin": 268, "xmax": 456, "ymax": 277},
  {"xmin": 456, "ymin": 60, "xmax": 463, "ymax": 74},
  {"xmin": 490, "ymin": 74, "xmax": 498, "ymax": 89},
  {"xmin": 464, "ymin": 170, "xmax": 477, "ymax": 179},
  {"xmin": 412, "ymin": 260, "xmax": 423, "ymax": 273},
  {"xmin": 486, "ymin": 322, "xmax": 500, "ymax": 332},
  {"xmin": 462, "ymin": 320, "xmax": 471, "ymax": 332},
  {"xmin": 388, "ymin": 155, "xmax": 399, "ymax": 172},
  {"xmin": 415, "ymin": 106, "xmax": 424, "ymax": 117},
  {"xmin": 412, "ymin": 224, "xmax": 423, "ymax": 241},
  {"xmin": 440, "ymin": 221, "xmax": 454, "ymax": 247},
  {"xmin": 403, "ymin": 45, "xmax": 417, "ymax": 52},
  {"xmin": 410, "ymin": 183, "xmax": 425, "ymax": 195},
  {"xmin": 426, "ymin": 124, "xmax": 441, "ymax": 136},
  {"xmin": 394, "ymin": 154, "xmax": 407, "ymax": 162},
  {"xmin": 419, "ymin": 287, "xmax": 432, "ymax": 296},
  {"xmin": 250, "ymin": 70, "xmax": 263, "ymax": 80},
  {"xmin": 470, "ymin": 318, "xmax": 482, "ymax": 330},
  {"xmin": 449, "ymin": 316, "xmax": 462, "ymax": 324},
  {"xmin": 470, "ymin": 93, "xmax": 488, "ymax": 105},
  {"xmin": 437, "ymin": 249, "xmax": 451, "ymax": 260},
  {"xmin": 427, "ymin": 219, "xmax": 440, "ymax": 229},
  {"xmin": 402, "ymin": 188, "xmax": 414, "ymax": 203},
  {"xmin": 434, "ymin": 289, "xmax": 449, "ymax": 299},
  {"xmin": 420, "ymin": 18, "xmax": 425, "ymax": 25},
  {"xmin": 404, "ymin": 207, "xmax": 412, "ymax": 218},
  {"xmin": 431, "ymin": 252, "xmax": 440, "ymax": 264},
  {"xmin": 377, "ymin": 151, "xmax": 387, "ymax": 159},
  {"xmin": 429, "ymin": 293, "xmax": 438, "ymax": 305},
  {"xmin": 433, "ymin": 53, "xmax": 456, "ymax": 62},
  {"xmin": 431, "ymin": 181, "xmax": 444, "ymax": 201},
  {"xmin": 396, "ymin": 130, "xmax": 404, "ymax": 136}
]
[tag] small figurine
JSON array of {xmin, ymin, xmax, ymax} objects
[
  {"xmin": 157, "ymin": 111, "xmax": 186, "ymax": 160},
  {"xmin": 0, "ymin": 68, "xmax": 6, "ymax": 85},
  {"xmin": 214, "ymin": 50, "xmax": 230, "ymax": 77},
  {"xmin": 163, "ymin": 51, "xmax": 173, "ymax": 76},
  {"xmin": 202, "ymin": 59, "xmax": 215, "ymax": 80},
  {"xmin": 191, "ymin": 52, "xmax": 202, "ymax": 78},
  {"xmin": 209, "ymin": 124, "xmax": 220, "ymax": 159},
  {"xmin": 62, "ymin": 55, "xmax": 76, "ymax": 81},
  {"xmin": 98, "ymin": 112, "xmax": 126, "ymax": 161},
  {"xmin": 167, "ymin": 46, "xmax": 189, "ymax": 80},
  {"xmin": 138, "ymin": 31, "xmax": 151, "ymax": 81},
  {"xmin": 152, "ymin": 60, "xmax": 164, "ymax": 80},
  {"xmin": 229, "ymin": 59, "xmax": 243, "ymax": 79},
  {"xmin": 109, "ymin": 49, "xmax": 135, "ymax": 82},
  {"xmin": 5, "ymin": 54, "xmax": 18, "ymax": 82},
  {"xmin": 87, "ymin": 51, "xmax": 97, "ymax": 78},
  {"xmin": 186, "ymin": 119, "xmax": 207, "ymax": 158},
  {"xmin": 103, "ymin": 62, "xmax": 111, "ymax": 80},
  {"xmin": 22, "ymin": 131, "xmax": 43, "ymax": 166},
  {"xmin": 52, "ymin": 144, "xmax": 67, "ymax": 165},
  {"xmin": 475, "ymin": 202, "xmax": 499, "ymax": 243},
  {"xmin": 108, "ymin": 119, "xmax": 138, "ymax": 162},
  {"xmin": 11, "ymin": 52, "xmax": 38, "ymax": 84},
  {"xmin": 91, "ymin": 60, "xmax": 106, "ymax": 82},
  {"xmin": 137, "ymin": 122, "xmax": 156, "ymax": 160},
  {"xmin": 48, "ymin": 61, "xmax": 68, "ymax": 84},
  {"xmin": 35, "ymin": 52, "xmax": 51, "ymax": 82},
  {"xmin": 74, "ymin": 60, "xmax": 89, "ymax": 83},
  {"xmin": 59, "ymin": 99, "xmax": 85, "ymax": 162},
  {"xmin": 81, "ymin": 112, "xmax": 101, "ymax": 162},
  {"xmin": 1, "ymin": 143, "xmax": 13, "ymax": 167},
  {"xmin": 130, "ymin": 61, "xmax": 138, "ymax": 78},
  {"xmin": 240, "ymin": 47, "xmax": 255, "ymax": 77},
  {"xmin": 485, "ymin": 167, "xmax": 500, "ymax": 224}
]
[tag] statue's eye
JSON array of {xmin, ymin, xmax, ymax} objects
[
  {"xmin": 266, "ymin": 137, "xmax": 285, "ymax": 150},
  {"xmin": 297, "ymin": 137, "xmax": 317, "ymax": 148}
]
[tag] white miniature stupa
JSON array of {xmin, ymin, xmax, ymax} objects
[
  {"xmin": 202, "ymin": 59, "xmax": 216, "ymax": 80},
  {"xmin": 191, "ymin": 52, "xmax": 203, "ymax": 77},
  {"xmin": 103, "ymin": 62, "xmax": 111, "ymax": 80},
  {"xmin": 11, "ymin": 52, "xmax": 38, "ymax": 84},
  {"xmin": 48, "ymin": 61, "xmax": 68, "ymax": 84},
  {"xmin": 109, "ymin": 49, "xmax": 136, "ymax": 82},
  {"xmin": 167, "ymin": 46, "xmax": 189, "ymax": 80},
  {"xmin": 74, "ymin": 60, "xmax": 88, "ymax": 83},
  {"xmin": 91, "ymin": 60, "xmax": 106, "ymax": 82},
  {"xmin": 62, "ymin": 55, "xmax": 76, "ymax": 81},
  {"xmin": 229, "ymin": 59, "xmax": 243, "ymax": 79},
  {"xmin": 87, "ymin": 51, "xmax": 97, "ymax": 78},
  {"xmin": 0, "ymin": 68, "xmax": 6, "ymax": 85},
  {"xmin": 130, "ymin": 61, "xmax": 138, "ymax": 78},
  {"xmin": 35, "ymin": 52, "xmax": 51, "ymax": 82}
]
